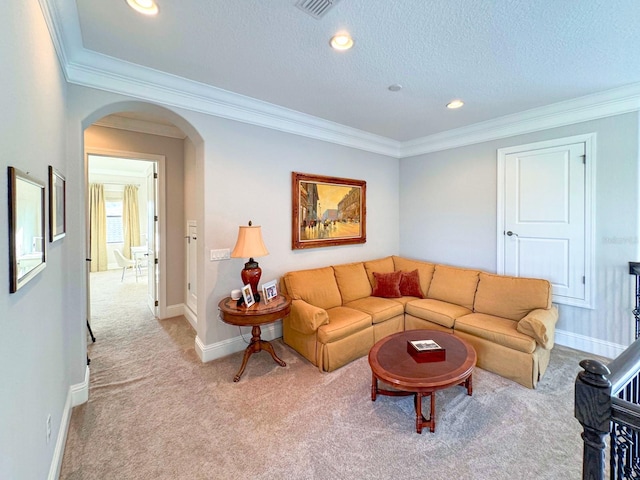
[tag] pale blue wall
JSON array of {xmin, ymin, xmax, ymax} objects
[{"xmin": 0, "ymin": 2, "xmax": 73, "ymax": 479}]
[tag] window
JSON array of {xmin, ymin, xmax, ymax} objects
[{"xmin": 106, "ymin": 200, "xmax": 123, "ymax": 244}]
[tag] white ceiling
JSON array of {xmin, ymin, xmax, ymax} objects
[{"xmin": 45, "ymin": 0, "xmax": 640, "ymax": 152}]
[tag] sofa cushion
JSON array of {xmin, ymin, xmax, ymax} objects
[
  {"xmin": 372, "ymin": 271, "xmax": 402, "ymax": 298},
  {"xmin": 455, "ymin": 313, "xmax": 536, "ymax": 354},
  {"xmin": 345, "ymin": 296, "xmax": 405, "ymax": 324},
  {"xmin": 364, "ymin": 257, "xmax": 395, "ymax": 286},
  {"xmin": 399, "ymin": 270, "xmax": 424, "ymax": 298},
  {"xmin": 392, "ymin": 256, "xmax": 435, "ymax": 297},
  {"xmin": 474, "ymin": 272, "xmax": 552, "ymax": 320},
  {"xmin": 427, "ymin": 265, "xmax": 479, "ymax": 310},
  {"xmin": 317, "ymin": 307, "xmax": 372, "ymax": 343},
  {"xmin": 405, "ymin": 298, "xmax": 472, "ymax": 329},
  {"xmin": 334, "ymin": 262, "xmax": 372, "ymax": 304},
  {"xmin": 283, "ymin": 267, "xmax": 341, "ymax": 310}
]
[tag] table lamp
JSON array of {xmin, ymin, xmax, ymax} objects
[{"xmin": 230, "ymin": 221, "xmax": 269, "ymax": 302}]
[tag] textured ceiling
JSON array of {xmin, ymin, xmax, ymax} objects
[{"xmin": 68, "ymin": 0, "xmax": 640, "ymax": 142}]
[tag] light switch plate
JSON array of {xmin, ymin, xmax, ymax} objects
[{"xmin": 210, "ymin": 248, "xmax": 230, "ymax": 261}]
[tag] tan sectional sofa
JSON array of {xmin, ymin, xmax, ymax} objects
[{"xmin": 280, "ymin": 256, "xmax": 558, "ymax": 388}]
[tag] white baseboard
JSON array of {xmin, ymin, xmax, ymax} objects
[
  {"xmin": 165, "ymin": 303, "xmax": 185, "ymax": 320},
  {"xmin": 183, "ymin": 305, "xmax": 197, "ymax": 331},
  {"xmin": 49, "ymin": 366, "xmax": 90, "ymax": 480},
  {"xmin": 164, "ymin": 303, "xmax": 197, "ymax": 331},
  {"xmin": 70, "ymin": 365, "xmax": 90, "ymax": 406},
  {"xmin": 555, "ymin": 328, "xmax": 627, "ymax": 359},
  {"xmin": 195, "ymin": 322, "xmax": 283, "ymax": 363}
]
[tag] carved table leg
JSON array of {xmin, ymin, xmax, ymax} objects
[
  {"xmin": 371, "ymin": 373, "xmax": 378, "ymax": 401},
  {"xmin": 232, "ymin": 325, "xmax": 286, "ymax": 382},
  {"xmin": 233, "ymin": 346, "xmax": 255, "ymax": 382},
  {"xmin": 458, "ymin": 374, "xmax": 473, "ymax": 396},
  {"xmin": 414, "ymin": 392, "xmax": 435, "ymax": 433},
  {"xmin": 260, "ymin": 339, "xmax": 286, "ymax": 367},
  {"xmin": 415, "ymin": 393, "xmax": 423, "ymax": 434},
  {"xmin": 429, "ymin": 393, "xmax": 436, "ymax": 432}
]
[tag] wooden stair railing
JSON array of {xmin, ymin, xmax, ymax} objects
[{"xmin": 575, "ymin": 337, "xmax": 640, "ymax": 479}]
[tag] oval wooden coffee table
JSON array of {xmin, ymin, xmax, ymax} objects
[{"xmin": 369, "ymin": 330, "xmax": 476, "ymax": 433}]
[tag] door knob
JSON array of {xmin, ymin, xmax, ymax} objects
[{"xmin": 506, "ymin": 231, "xmax": 518, "ymax": 237}]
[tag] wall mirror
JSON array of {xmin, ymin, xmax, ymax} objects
[{"xmin": 8, "ymin": 167, "xmax": 46, "ymax": 293}]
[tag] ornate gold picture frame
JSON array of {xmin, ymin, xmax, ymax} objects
[{"xmin": 292, "ymin": 172, "xmax": 366, "ymax": 250}]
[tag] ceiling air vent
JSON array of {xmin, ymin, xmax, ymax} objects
[{"xmin": 295, "ymin": 0, "xmax": 340, "ymax": 19}]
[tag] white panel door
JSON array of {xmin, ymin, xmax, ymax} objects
[
  {"xmin": 503, "ymin": 142, "xmax": 586, "ymax": 303},
  {"xmin": 186, "ymin": 222, "xmax": 197, "ymax": 314}
]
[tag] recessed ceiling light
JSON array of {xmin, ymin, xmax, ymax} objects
[
  {"xmin": 330, "ymin": 33, "xmax": 354, "ymax": 51},
  {"xmin": 446, "ymin": 99, "xmax": 464, "ymax": 109},
  {"xmin": 126, "ymin": 0, "xmax": 159, "ymax": 15}
]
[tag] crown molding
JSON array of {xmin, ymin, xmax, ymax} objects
[
  {"xmin": 40, "ymin": 0, "xmax": 640, "ymax": 160},
  {"xmin": 400, "ymin": 83, "xmax": 640, "ymax": 158},
  {"xmin": 64, "ymin": 51, "xmax": 402, "ymax": 157}
]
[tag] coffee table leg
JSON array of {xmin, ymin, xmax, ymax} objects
[
  {"xmin": 429, "ymin": 393, "xmax": 436, "ymax": 433},
  {"xmin": 414, "ymin": 393, "xmax": 436, "ymax": 433},
  {"xmin": 415, "ymin": 393, "xmax": 423, "ymax": 433},
  {"xmin": 371, "ymin": 373, "xmax": 378, "ymax": 401}
]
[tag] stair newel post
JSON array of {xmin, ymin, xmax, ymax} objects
[{"xmin": 575, "ymin": 359, "xmax": 612, "ymax": 480}]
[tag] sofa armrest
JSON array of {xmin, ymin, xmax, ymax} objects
[
  {"xmin": 287, "ymin": 299, "xmax": 329, "ymax": 335},
  {"xmin": 516, "ymin": 305, "xmax": 559, "ymax": 349}
]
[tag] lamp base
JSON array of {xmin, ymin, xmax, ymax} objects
[{"xmin": 241, "ymin": 258, "xmax": 262, "ymax": 302}]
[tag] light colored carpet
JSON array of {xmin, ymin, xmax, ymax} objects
[{"xmin": 61, "ymin": 269, "xmax": 592, "ymax": 479}]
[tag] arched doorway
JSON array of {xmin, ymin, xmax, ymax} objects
[{"xmin": 80, "ymin": 102, "xmax": 204, "ymax": 361}]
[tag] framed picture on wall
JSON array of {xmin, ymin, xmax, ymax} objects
[
  {"xmin": 8, "ymin": 167, "xmax": 46, "ymax": 293},
  {"xmin": 48, "ymin": 166, "xmax": 66, "ymax": 242},
  {"xmin": 292, "ymin": 172, "xmax": 366, "ymax": 250}
]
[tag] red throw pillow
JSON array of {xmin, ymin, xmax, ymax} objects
[
  {"xmin": 400, "ymin": 269, "xmax": 424, "ymax": 298},
  {"xmin": 372, "ymin": 271, "xmax": 402, "ymax": 298}
]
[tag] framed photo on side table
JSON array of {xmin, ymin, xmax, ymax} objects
[
  {"xmin": 241, "ymin": 284, "xmax": 255, "ymax": 308},
  {"xmin": 262, "ymin": 279, "xmax": 278, "ymax": 304}
]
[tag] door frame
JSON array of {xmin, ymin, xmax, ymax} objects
[
  {"xmin": 85, "ymin": 147, "xmax": 168, "ymax": 319},
  {"xmin": 496, "ymin": 133, "xmax": 597, "ymax": 309},
  {"xmin": 184, "ymin": 220, "xmax": 198, "ymax": 330}
]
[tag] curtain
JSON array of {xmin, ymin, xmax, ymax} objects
[
  {"xmin": 122, "ymin": 184, "xmax": 140, "ymax": 259},
  {"xmin": 89, "ymin": 183, "xmax": 107, "ymax": 272}
]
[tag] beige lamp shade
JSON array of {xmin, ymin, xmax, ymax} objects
[{"xmin": 230, "ymin": 225, "xmax": 269, "ymax": 259}]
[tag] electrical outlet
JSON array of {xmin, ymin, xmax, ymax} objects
[
  {"xmin": 210, "ymin": 248, "xmax": 230, "ymax": 261},
  {"xmin": 46, "ymin": 414, "xmax": 52, "ymax": 444}
]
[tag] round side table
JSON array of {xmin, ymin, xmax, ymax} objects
[{"xmin": 218, "ymin": 294, "xmax": 291, "ymax": 382}]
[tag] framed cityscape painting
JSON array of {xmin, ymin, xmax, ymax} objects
[{"xmin": 291, "ymin": 172, "xmax": 366, "ymax": 250}]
